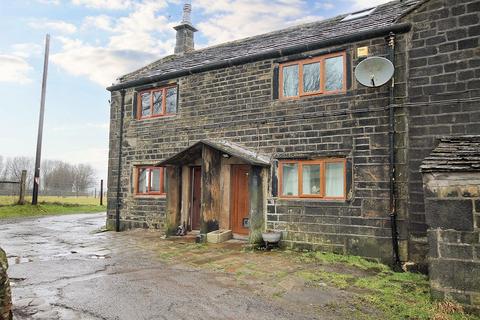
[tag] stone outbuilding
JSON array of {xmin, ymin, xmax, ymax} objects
[{"xmin": 421, "ymin": 136, "xmax": 480, "ymax": 313}]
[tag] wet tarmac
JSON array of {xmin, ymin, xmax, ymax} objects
[{"xmin": 0, "ymin": 213, "xmax": 333, "ymax": 320}]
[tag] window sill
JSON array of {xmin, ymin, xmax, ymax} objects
[
  {"xmin": 137, "ymin": 114, "xmax": 177, "ymax": 121},
  {"xmin": 134, "ymin": 194, "xmax": 166, "ymax": 199},
  {"xmin": 279, "ymin": 90, "xmax": 346, "ymax": 101},
  {"xmin": 276, "ymin": 197, "xmax": 347, "ymax": 203}
]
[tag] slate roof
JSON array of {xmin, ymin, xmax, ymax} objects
[
  {"xmin": 115, "ymin": 0, "xmax": 423, "ymax": 87},
  {"xmin": 158, "ymin": 140, "xmax": 271, "ymax": 167},
  {"xmin": 421, "ymin": 136, "xmax": 480, "ymax": 172}
]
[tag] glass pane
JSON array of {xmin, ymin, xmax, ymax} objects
[
  {"xmin": 166, "ymin": 87, "xmax": 177, "ymax": 114},
  {"xmin": 141, "ymin": 93, "xmax": 151, "ymax": 117},
  {"xmin": 326, "ymin": 162, "xmax": 345, "ymax": 197},
  {"xmin": 302, "ymin": 164, "xmax": 321, "ymax": 195},
  {"xmin": 138, "ymin": 168, "xmax": 148, "ymax": 193},
  {"xmin": 282, "ymin": 64, "xmax": 299, "ymax": 97},
  {"xmin": 153, "ymin": 91, "xmax": 163, "ymax": 115},
  {"xmin": 282, "ymin": 163, "xmax": 298, "ymax": 196},
  {"xmin": 325, "ymin": 56, "xmax": 344, "ymax": 91},
  {"xmin": 303, "ymin": 62, "xmax": 320, "ymax": 93},
  {"xmin": 151, "ymin": 168, "xmax": 161, "ymax": 192}
]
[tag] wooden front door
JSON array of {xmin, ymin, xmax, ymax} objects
[
  {"xmin": 190, "ymin": 166, "xmax": 201, "ymax": 230},
  {"xmin": 231, "ymin": 165, "xmax": 250, "ymax": 235}
]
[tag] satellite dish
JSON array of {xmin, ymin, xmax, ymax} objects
[{"xmin": 355, "ymin": 56, "xmax": 394, "ymax": 87}]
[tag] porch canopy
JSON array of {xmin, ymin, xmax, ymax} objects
[{"xmin": 157, "ymin": 139, "xmax": 270, "ymax": 167}]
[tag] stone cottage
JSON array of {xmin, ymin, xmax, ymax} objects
[{"xmin": 106, "ymin": 0, "xmax": 480, "ymax": 272}]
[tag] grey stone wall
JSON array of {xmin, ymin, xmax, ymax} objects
[
  {"xmin": 0, "ymin": 247, "xmax": 12, "ymax": 320},
  {"xmin": 106, "ymin": 0, "xmax": 480, "ymax": 264},
  {"xmin": 400, "ymin": 0, "xmax": 480, "ymax": 264},
  {"xmin": 423, "ymin": 172, "xmax": 480, "ymax": 314},
  {"xmin": 107, "ymin": 34, "xmax": 410, "ymax": 263}
]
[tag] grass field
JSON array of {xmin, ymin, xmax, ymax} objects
[{"xmin": 0, "ymin": 196, "xmax": 105, "ymax": 219}]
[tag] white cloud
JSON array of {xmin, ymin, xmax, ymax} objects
[
  {"xmin": 28, "ymin": 19, "xmax": 77, "ymax": 34},
  {"xmin": 82, "ymin": 15, "xmax": 115, "ymax": 31},
  {"xmin": 11, "ymin": 43, "xmax": 43, "ymax": 58},
  {"xmin": 0, "ymin": 55, "xmax": 33, "ymax": 84},
  {"xmin": 71, "ymin": 0, "xmax": 132, "ymax": 10},
  {"xmin": 52, "ymin": 37, "xmax": 158, "ymax": 86},
  {"xmin": 53, "ymin": 0, "xmax": 174, "ymax": 87},
  {"xmin": 315, "ymin": 2, "xmax": 335, "ymax": 10},
  {"xmin": 52, "ymin": 0, "xmax": 326, "ymax": 87},
  {"xmin": 35, "ymin": 0, "xmax": 61, "ymax": 4},
  {"xmin": 195, "ymin": 0, "xmax": 323, "ymax": 45}
]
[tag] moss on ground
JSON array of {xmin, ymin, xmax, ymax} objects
[{"xmin": 290, "ymin": 250, "xmax": 478, "ymax": 320}]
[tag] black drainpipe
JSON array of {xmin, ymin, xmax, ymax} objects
[
  {"xmin": 387, "ymin": 32, "xmax": 401, "ymax": 270},
  {"xmin": 115, "ymin": 89, "xmax": 126, "ymax": 232}
]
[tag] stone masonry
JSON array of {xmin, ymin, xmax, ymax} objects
[
  {"xmin": 422, "ymin": 171, "xmax": 480, "ymax": 314},
  {"xmin": 0, "ymin": 247, "xmax": 12, "ymax": 320},
  {"xmin": 401, "ymin": 0, "xmax": 480, "ymax": 265},
  {"xmin": 107, "ymin": 0, "xmax": 480, "ymax": 266}
]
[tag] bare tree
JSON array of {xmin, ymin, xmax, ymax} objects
[
  {"xmin": 73, "ymin": 164, "xmax": 96, "ymax": 195},
  {"xmin": 41, "ymin": 159, "xmax": 59, "ymax": 192},
  {"xmin": 4, "ymin": 156, "xmax": 34, "ymax": 187},
  {"xmin": 1, "ymin": 155, "xmax": 98, "ymax": 196},
  {"xmin": 44, "ymin": 161, "xmax": 75, "ymax": 195},
  {"xmin": 0, "ymin": 155, "xmax": 4, "ymax": 179}
]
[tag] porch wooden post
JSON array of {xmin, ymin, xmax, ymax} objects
[
  {"xmin": 200, "ymin": 145, "xmax": 221, "ymax": 234},
  {"xmin": 249, "ymin": 166, "xmax": 266, "ymax": 244},
  {"xmin": 165, "ymin": 166, "xmax": 181, "ymax": 235}
]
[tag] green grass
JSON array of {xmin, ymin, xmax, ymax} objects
[
  {"xmin": 0, "ymin": 196, "xmax": 105, "ymax": 219},
  {"xmin": 0, "ymin": 195, "xmax": 101, "ymax": 206},
  {"xmin": 292, "ymin": 251, "xmax": 479, "ymax": 320}
]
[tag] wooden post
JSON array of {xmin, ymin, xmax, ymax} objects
[
  {"xmin": 18, "ymin": 170, "xmax": 27, "ymax": 205},
  {"xmin": 100, "ymin": 179, "xmax": 104, "ymax": 206}
]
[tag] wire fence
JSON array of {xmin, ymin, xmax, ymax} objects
[
  {"xmin": 0, "ymin": 174, "xmax": 106, "ymax": 206},
  {"xmin": 0, "ymin": 181, "xmax": 21, "ymax": 205}
]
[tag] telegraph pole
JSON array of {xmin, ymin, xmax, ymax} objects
[{"xmin": 32, "ymin": 34, "xmax": 50, "ymax": 205}]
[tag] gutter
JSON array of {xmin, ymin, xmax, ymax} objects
[
  {"xmin": 387, "ymin": 33, "xmax": 401, "ymax": 270},
  {"xmin": 115, "ymin": 89, "xmax": 126, "ymax": 232},
  {"xmin": 107, "ymin": 23, "xmax": 411, "ymax": 92}
]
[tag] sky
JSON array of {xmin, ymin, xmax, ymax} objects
[{"xmin": 0, "ymin": 0, "xmax": 391, "ymax": 184}]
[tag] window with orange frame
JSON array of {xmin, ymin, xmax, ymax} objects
[
  {"xmin": 137, "ymin": 85, "xmax": 177, "ymax": 119},
  {"xmin": 279, "ymin": 159, "xmax": 346, "ymax": 199},
  {"xmin": 135, "ymin": 166, "xmax": 167, "ymax": 195},
  {"xmin": 279, "ymin": 52, "xmax": 346, "ymax": 99}
]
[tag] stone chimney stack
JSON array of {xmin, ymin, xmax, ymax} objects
[{"xmin": 174, "ymin": 1, "xmax": 197, "ymax": 55}]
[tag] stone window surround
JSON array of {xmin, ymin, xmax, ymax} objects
[
  {"xmin": 137, "ymin": 84, "xmax": 178, "ymax": 120},
  {"xmin": 278, "ymin": 51, "xmax": 347, "ymax": 99},
  {"xmin": 134, "ymin": 165, "xmax": 167, "ymax": 196},
  {"xmin": 278, "ymin": 158, "xmax": 347, "ymax": 200}
]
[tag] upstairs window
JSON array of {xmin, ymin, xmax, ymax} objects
[
  {"xmin": 137, "ymin": 85, "xmax": 177, "ymax": 119},
  {"xmin": 135, "ymin": 166, "xmax": 168, "ymax": 195},
  {"xmin": 279, "ymin": 52, "xmax": 346, "ymax": 99},
  {"xmin": 279, "ymin": 159, "xmax": 346, "ymax": 199}
]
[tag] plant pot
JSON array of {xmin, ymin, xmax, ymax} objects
[{"xmin": 261, "ymin": 231, "xmax": 281, "ymax": 243}]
